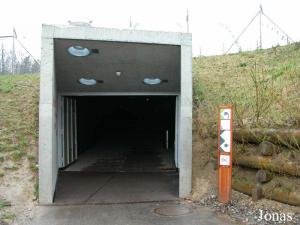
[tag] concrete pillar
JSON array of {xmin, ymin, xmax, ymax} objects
[
  {"xmin": 178, "ymin": 44, "xmax": 193, "ymax": 197},
  {"xmin": 39, "ymin": 37, "xmax": 57, "ymax": 204}
]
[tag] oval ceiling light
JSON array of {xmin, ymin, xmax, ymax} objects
[
  {"xmin": 68, "ymin": 46, "xmax": 91, "ymax": 57},
  {"xmin": 143, "ymin": 78, "xmax": 161, "ymax": 85},
  {"xmin": 78, "ymin": 78, "xmax": 97, "ymax": 86}
]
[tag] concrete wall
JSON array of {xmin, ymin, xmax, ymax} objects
[
  {"xmin": 39, "ymin": 24, "xmax": 192, "ymax": 203},
  {"xmin": 178, "ymin": 44, "xmax": 193, "ymax": 197},
  {"xmin": 39, "ymin": 36, "xmax": 58, "ymax": 204}
]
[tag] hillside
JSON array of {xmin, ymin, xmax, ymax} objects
[
  {"xmin": 192, "ymin": 43, "xmax": 300, "ymax": 222},
  {"xmin": 0, "ymin": 75, "xmax": 39, "ymax": 224},
  {"xmin": 193, "ymin": 43, "xmax": 300, "ymax": 140}
]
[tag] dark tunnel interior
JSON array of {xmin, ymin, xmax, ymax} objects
[
  {"xmin": 67, "ymin": 96, "xmax": 177, "ymax": 173},
  {"xmin": 76, "ymin": 96, "xmax": 176, "ymax": 152}
]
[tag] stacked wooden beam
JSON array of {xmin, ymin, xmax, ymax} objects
[{"xmin": 213, "ymin": 128, "xmax": 300, "ymax": 206}]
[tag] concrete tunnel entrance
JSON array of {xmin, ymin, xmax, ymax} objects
[
  {"xmin": 39, "ymin": 25, "xmax": 192, "ymax": 204},
  {"xmin": 54, "ymin": 96, "xmax": 178, "ymax": 204}
]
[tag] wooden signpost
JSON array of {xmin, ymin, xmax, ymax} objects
[{"xmin": 218, "ymin": 105, "xmax": 233, "ymax": 203}]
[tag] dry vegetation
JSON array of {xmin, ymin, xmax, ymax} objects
[
  {"xmin": 0, "ymin": 74, "xmax": 39, "ymax": 224},
  {"xmin": 193, "ymin": 43, "xmax": 300, "ymax": 138}
]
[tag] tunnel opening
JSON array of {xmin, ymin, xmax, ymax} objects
[
  {"xmin": 69, "ymin": 96, "xmax": 176, "ymax": 172},
  {"xmin": 54, "ymin": 95, "xmax": 178, "ymax": 204}
]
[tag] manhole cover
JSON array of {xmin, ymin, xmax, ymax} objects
[{"xmin": 153, "ymin": 205, "xmax": 193, "ymax": 217}]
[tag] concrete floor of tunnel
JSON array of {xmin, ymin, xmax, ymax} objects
[
  {"xmin": 54, "ymin": 135, "xmax": 178, "ymax": 204},
  {"xmin": 54, "ymin": 172, "xmax": 178, "ymax": 204}
]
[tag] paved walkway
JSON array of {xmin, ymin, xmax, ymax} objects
[
  {"xmin": 54, "ymin": 172, "xmax": 178, "ymax": 204},
  {"xmin": 30, "ymin": 201, "xmax": 237, "ymax": 225}
]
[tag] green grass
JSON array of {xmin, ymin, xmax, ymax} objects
[
  {"xmin": 193, "ymin": 43, "xmax": 300, "ymax": 139},
  {"xmin": 27, "ymin": 154, "xmax": 36, "ymax": 162},
  {"xmin": 0, "ymin": 199, "xmax": 11, "ymax": 210},
  {"xmin": 29, "ymin": 163, "xmax": 38, "ymax": 173},
  {"xmin": 9, "ymin": 150, "xmax": 26, "ymax": 161},
  {"xmin": 1, "ymin": 213, "xmax": 16, "ymax": 221},
  {"xmin": 0, "ymin": 76, "xmax": 16, "ymax": 93},
  {"xmin": 0, "ymin": 74, "xmax": 39, "ymax": 179},
  {"xmin": 3, "ymin": 166, "xmax": 18, "ymax": 171},
  {"xmin": 33, "ymin": 182, "xmax": 39, "ymax": 201}
]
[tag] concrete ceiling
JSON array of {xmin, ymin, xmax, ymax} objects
[{"xmin": 54, "ymin": 39, "xmax": 181, "ymax": 93}]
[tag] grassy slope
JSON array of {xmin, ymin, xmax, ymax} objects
[
  {"xmin": 193, "ymin": 43, "xmax": 300, "ymax": 138},
  {"xmin": 0, "ymin": 74, "xmax": 39, "ymax": 222},
  {"xmin": 0, "ymin": 74, "xmax": 39, "ymax": 168}
]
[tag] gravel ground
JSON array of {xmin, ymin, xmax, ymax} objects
[{"xmin": 195, "ymin": 190, "xmax": 300, "ymax": 225}]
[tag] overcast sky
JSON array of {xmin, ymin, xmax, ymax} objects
[{"xmin": 0, "ymin": 0, "xmax": 299, "ymax": 59}]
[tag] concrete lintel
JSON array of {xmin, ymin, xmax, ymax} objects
[
  {"xmin": 58, "ymin": 92, "xmax": 179, "ymax": 96},
  {"xmin": 42, "ymin": 24, "xmax": 192, "ymax": 46}
]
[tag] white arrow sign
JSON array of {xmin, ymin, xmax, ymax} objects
[{"xmin": 220, "ymin": 130, "xmax": 231, "ymax": 152}]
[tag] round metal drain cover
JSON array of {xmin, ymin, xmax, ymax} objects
[{"xmin": 153, "ymin": 205, "xmax": 193, "ymax": 217}]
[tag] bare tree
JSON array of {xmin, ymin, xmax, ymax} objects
[{"xmin": 0, "ymin": 47, "xmax": 40, "ymax": 75}]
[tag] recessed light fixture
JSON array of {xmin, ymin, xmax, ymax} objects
[
  {"xmin": 68, "ymin": 46, "xmax": 91, "ymax": 57},
  {"xmin": 91, "ymin": 49, "xmax": 99, "ymax": 54},
  {"xmin": 116, "ymin": 71, "xmax": 122, "ymax": 76},
  {"xmin": 78, "ymin": 78, "xmax": 97, "ymax": 86},
  {"xmin": 143, "ymin": 78, "xmax": 161, "ymax": 85}
]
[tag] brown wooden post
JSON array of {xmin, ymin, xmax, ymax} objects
[{"xmin": 218, "ymin": 105, "xmax": 233, "ymax": 203}]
